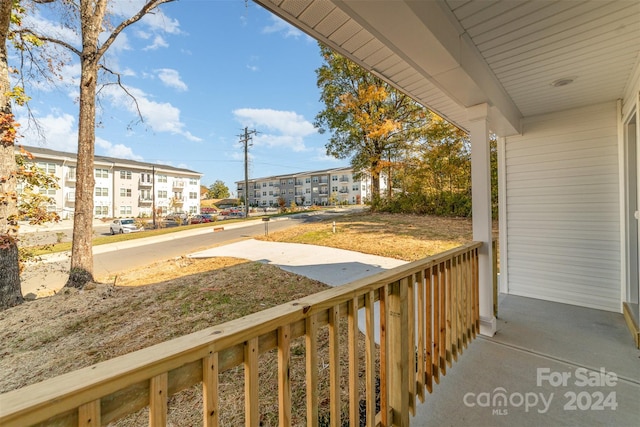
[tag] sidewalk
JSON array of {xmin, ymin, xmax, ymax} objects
[{"xmin": 20, "ymin": 218, "xmax": 272, "ymax": 298}]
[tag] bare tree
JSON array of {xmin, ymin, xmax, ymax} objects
[{"xmin": 18, "ymin": 0, "xmax": 175, "ymax": 288}]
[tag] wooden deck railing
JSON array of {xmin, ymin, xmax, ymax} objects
[{"xmin": 0, "ymin": 242, "xmax": 482, "ymax": 427}]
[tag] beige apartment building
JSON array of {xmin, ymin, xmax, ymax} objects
[
  {"xmin": 236, "ymin": 167, "xmax": 373, "ymax": 208},
  {"xmin": 19, "ymin": 146, "xmax": 202, "ymax": 219}
]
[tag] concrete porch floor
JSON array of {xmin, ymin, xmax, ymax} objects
[{"xmin": 412, "ymin": 295, "xmax": 640, "ymax": 426}]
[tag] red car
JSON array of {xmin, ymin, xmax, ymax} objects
[{"xmin": 189, "ymin": 214, "xmax": 212, "ymax": 224}]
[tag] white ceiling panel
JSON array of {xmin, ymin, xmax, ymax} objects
[{"xmin": 254, "ymin": 0, "xmax": 640, "ymax": 136}]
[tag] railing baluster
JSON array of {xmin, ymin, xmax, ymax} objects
[
  {"xmin": 203, "ymin": 352, "xmax": 219, "ymax": 427},
  {"xmin": 474, "ymin": 247, "xmax": 480, "ymax": 334},
  {"xmin": 78, "ymin": 399, "xmax": 100, "ymax": 427},
  {"xmin": 364, "ymin": 291, "xmax": 376, "ymax": 427},
  {"xmin": 445, "ymin": 259, "xmax": 453, "ymax": 368},
  {"xmin": 457, "ymin": 254, "xmax": 464, "ymax": 355},
  {"xmin": 306, "ymin": 315, "xmax": 319, "ymax": 427},
  {"xmin": 439, "ymin": 262, "xmax": 447, "ymax": 375},
  {"xmin": 328, "ymin": 306, "xmax": 340, "ymax": 427},
  {"xmin": 149, "ymin": 373, "xmax": 168, "ymax": 427},
  {"xmin": 389, "ymin": 279, "xmax": 409, "ymax": 427},
  {"xmin": 408, "ymin": 274, "xmax": 416, "ymax": 416},
  {"xmin": 244, "ymin": 338, "xmax": 259, "ymax": 427},
  {"xmin": 277, "ymin": 326, "xmax": 291, "ymax": 427},
  {"xmin": 425, "ymin": 266, "xmax": 433, "ymax": 393},
  {"xmin": 347, "ymin": 297, "xmax": 359, "ymax": 427},
  {"xmin": 433, "ymin": 264, "xmax": 440, "ymax": 385},
  {"xmin": 451, "ymin": 256, "xmax": 459, "ymax": 362},
  {"xmin": 379, "ymin": 284, "xmax": 390, "ymax": 426},
  {"xmin": 416, "ymin": 269, "xmax": 425, "ymax": 402},
  {"xmin": 462, "ymin": 251, "xmax": 470, "ymax": 346}
]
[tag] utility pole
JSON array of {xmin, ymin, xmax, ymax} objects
[{"xmin": 238, "ymin": 126, "xmax": 257, "ymax": 218}]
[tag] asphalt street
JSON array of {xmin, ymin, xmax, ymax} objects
[{"xmin": 20, "ymin": 209, "xmax": 357, "ymax": 297}]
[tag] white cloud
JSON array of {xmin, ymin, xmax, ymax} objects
[
  {"xmin": 19, "ymin": 113, "xmax": 77, "ymax": 153},
  {"xmin": 96, "ymin": 138, "xmax": 143, "ymax": 161},
  {"xmin": 262, "ymin": 15, "xmax": 304, "ymax": 38},
  {"xmin": 109, "ymin": 1, "xmax": 181, "ymax": 35},
  {"xmin": 103, "ymin": 85, "xmax": 202, "ymax": 142},
  {"xmin": 143, "ymin": 35, "xmax": 169, "ymax": 51},
  {"xmin": 156, "ymin": 68, "xmax": 188, "ymax": 91},
  {"xmin": 233, "ymin": 108, "xmax": 317, "ymax": 152}
]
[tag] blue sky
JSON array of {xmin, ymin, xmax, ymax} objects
[{"xmin": 15, "ymin": 0, "xmax": 344, "ymax": 194}]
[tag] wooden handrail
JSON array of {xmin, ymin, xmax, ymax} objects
[{"xmin": 0, "ymin": 241, "xmax": 483, "ymax": 427}]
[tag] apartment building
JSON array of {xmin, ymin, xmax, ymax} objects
[
  {"xmin": 236, "ymin": 167, "xmax": 372, "ymax": 208},
  {"xmin": 19, "ymin": 146, "xmax": 202, "ymax": 219}
]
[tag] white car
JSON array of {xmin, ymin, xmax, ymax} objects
[{"xmin": 110, "ymin": 218, "xmax": 143, "ymax": 235}]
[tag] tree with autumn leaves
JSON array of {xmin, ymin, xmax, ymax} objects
[
  {"xmin": 315, "ymin": 44, "xmax": 430, "ymax": 208},
  {"xmin": 315, "ymin": 44, "xmax": 496, "ymax": 217}
]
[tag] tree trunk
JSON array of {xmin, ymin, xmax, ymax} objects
[
  {"xmin": 0, "ymin": 0, "xmax": 23, "ymax": 309},
  {"xmin": 65, "ymin": 0, "xmax": 108, "ymax": 288}
]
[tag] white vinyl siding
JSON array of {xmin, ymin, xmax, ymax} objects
[{"xmin": 504, "ymin": 102, "xmax": 621, "ymax": 312}]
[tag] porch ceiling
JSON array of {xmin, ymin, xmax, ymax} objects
[{"xmin": 254, "ymin": 0, "xmax": 640, "ymax": 137}]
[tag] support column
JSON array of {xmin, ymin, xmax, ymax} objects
[{"xmin": 468, "ymin": 104, "xmax": 497, "ymax": 336}]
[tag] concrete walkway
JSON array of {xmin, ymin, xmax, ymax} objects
[{"xmin": 188, "ymin": 239, "xmax": 407, "ymax": 286}]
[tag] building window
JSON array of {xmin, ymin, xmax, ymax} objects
[
  {"xmin": 288, "ymin": 189, "xmax": 294, "ymax": 195},
  {"xmin": 67, "ymin": 166, "xmax": 76, "ymax": 180},
  {"xmin": 37, "ymin": 162, "xmax": 56, "ymax": 174},
  {"xmin": 281, "ymin": 190, "xmax": 286, "ymax": 195},
  {"xmin": 189, "ymin": 178, "xmax": 198, "ymax": 185},
  {"xmin": 120, "ymin": 170, "xmax": 132, "ymax": 180},
  {"xmin": 312, "ymin": 177, "xmax": 319, "ymax": 183},
  {"xmin": 332, "ymin": 175, "xmax": 338, "ymax": 181},
  {"xmin": 280, "ymin": 179, "xmax": 286, "ymax": 185},
  {"xmin": 119, "ymin": 206, "xmax": 132, "ymax": 215},
  {"xmin": 305, "ymin": 188, "xmax": 310, "ymax": 194},
  {"xmin": 120, "ymin": 188, "xmax": 132, "ymax": 197},
  {"xmin": 95, "ymin": 187, "xmax": 108, "ymax": 197},
  {"xmin": 332, "ymin": 186, "xmax": 338, "ymax": 192},
  {"xmin": 158, "ymin": 190, "xmax": 168, "ymax": 198},
  {"xmin": 141, "ymin": 173, "xmax": 152, "ymax": 183},
  {"xmin": 269, "ymin": 191, "xmax": 273, "ymax": 196},
  {"xmin": 39, "ymin": 187, "xmax": 56, "ymax": 196},
  {"xmin": 288, "ymin": 179, "xmax": 294, "ymax": 185},
  {"xmin": 140, "ymin": 189, "xmax": 151, "ymax": 200},
  {"xmin": 157, "ymin": 174, "xmax": 167, "ymax": 183},
  {"xmin": 189, "ymin": 192, "xmax": 198, "ymax": 199},
  {"xmin": 189, "ymin": 206, "xmax": 198, "ymax": 214},
  {"xmin": 263, "ymin": 191, "xmax": 267, "ymax": 196},
  {"xmin": 95, "ymin": 168, "xmax": 109, "ymax": 178},
  {"xmin": 269, "ymin": 182, "xmax": 274, "ymax": 187},
  {"xmin": 305, "ymin": 177, "xmax": 311, "ymax": 183},
  {"xmin": 353, "ymin": 185, "xmax": 359, "ymax": 191},
  {"xmin": 95, "ymin": 206, "xmax": 108, "ymax": 216},
  {"xmin": 262, "ymin": 182, "xmax": 267, "ymax": 187}
]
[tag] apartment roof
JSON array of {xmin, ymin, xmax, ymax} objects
[
  {"xmin": 21, "ymin": 145, "xmax": 201, "ymax": 176},
  {"xmin": 234, "ymin": 166, "xmax": 354, "ymax": 184}
]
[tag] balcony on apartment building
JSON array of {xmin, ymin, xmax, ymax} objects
[
  {"xmin": 138, "ymin": 196, "xmax": 153, "ymax": 205},
  {"xmin": 65, "ymin": 173, "xmax": 76, "ymax": 183},
  {"xmin": 65, "ymin": 192, "xmax": 75, "ymax": 204},
  {"xmin": 172, "ymin": 181, "xmax": 185, "ymax": 190},
  {"xmin": 139, "ymin": 178, "xmax": 153, "ymax": 188},
  {"xmin": 171, "ymin": 197, "xmax": 184, "ymax": 206}
]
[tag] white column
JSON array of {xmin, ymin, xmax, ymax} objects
[{"xmin": 468, "ymin": 103, "xmax": 497, "ymax": 336}]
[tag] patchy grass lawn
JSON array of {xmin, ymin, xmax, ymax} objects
[{"xmin": 0, "ymin": 212, "xmax": 480, "ymax": 425}]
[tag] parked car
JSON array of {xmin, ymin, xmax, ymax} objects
[
  {"xmin": 110, "ymin": 218, "xmax": 143, "ymax": 234},
  {"xmin": 165, "ymin": 212, "xmax": 188, "ymax": 224},
  {"xmin": 201, "ymin": 213, "xmax": 216, "ymax": 221},
  {"xmin": 189, "ymin": 214, "xmax": 212, "ymax": 224}
]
